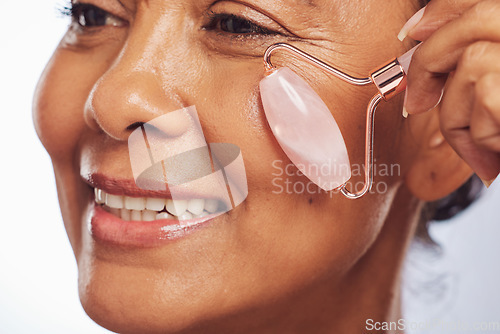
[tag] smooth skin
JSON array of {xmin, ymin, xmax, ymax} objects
[{"xmin": 32, "ymin": 0, "xmax": 497, "ymax": 333}]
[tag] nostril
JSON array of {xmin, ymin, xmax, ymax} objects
[
  {"xmin": 141, "ymin": 109, "xmax": 192, "ymax": 139},
  {"xmin": 125, "ymin": 108, "xmax": 192, "ymax": 140},
  {"xmin": 127, "ymin": 122, "xmax": 144, "ymax": 132}
]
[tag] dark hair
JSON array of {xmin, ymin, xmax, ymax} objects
[{"xmin": 417, "ymin": 175, "xmax": 484, "ymax": 243}]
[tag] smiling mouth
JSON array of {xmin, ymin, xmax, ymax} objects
[{"xmin": 94, "ymin": 187, "xmax": 225, "ymax": 222}]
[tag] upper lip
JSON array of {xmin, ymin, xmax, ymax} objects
[{"xmin": 82, "ymin": 173, "xmax": 220, "ymax": 201}]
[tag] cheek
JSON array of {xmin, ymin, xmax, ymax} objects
[
  {"xmin": 34, "ymin": 51, "xmax": 84, "ymax": 160},
  {"xmin": 193, "ymin": 60, "xmax": 291, "ymax": 195},
  {"xmin": 199, "ymin": 59, "xmax": 397, "ymax": 265},
  {"xmin": 33, "ymin": 45, "xmax": 120, "ymax": 252},
  {"xmin": 33, "ymin": 39, "xmax": 120, "ymax": 162},
  {"xmin": 34, "ymin": 51, "xmax": 98, "ymax": 161}
]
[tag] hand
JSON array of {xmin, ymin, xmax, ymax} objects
[{"xmin": 400, "ymin": 0, "xmax": 500, "ymax": 186}]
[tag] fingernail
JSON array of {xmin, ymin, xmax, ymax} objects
[
  {"xmin": 429, "ymin": 131, "xmax": 445, "ymax": 148},
  {"xmin": 402, "ymin": 89, "xmax": 409, "ymax": 118},
  {"xmin": 481, "ymin": 178, "xmax": 495, "ymax": 188},
  {"xmin": 398, "ymin": 7, "xmax": 426, "ymax": 42},
  {"xmin": 480, "ymin": 175, "xmax": 498, "ymax": 188},
  {"xmin": 402, "ymin": 107, "xmax": 409, "ymax": 118}
]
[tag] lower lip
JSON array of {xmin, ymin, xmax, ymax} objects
[{"xmin": 88, "ymin": 203, "xmax": 221, "ymax": 247}]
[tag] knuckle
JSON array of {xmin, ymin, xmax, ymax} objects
[
  {"xmin": 469, "ymin": 127, "xmax": 481, "ymax": 145},
  {"xmin": 440, "ymin": 124, "xmax": 454, "ymax": 140},
  {"xmin": 458, "ymin": 41, "xmax": 492, "ymax": 75},
  {"xmin": 475, "ymin": 74, "xmax": 500, "ymax": 121}
]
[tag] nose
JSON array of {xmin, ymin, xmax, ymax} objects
[{"xmin": 85, "ymin": 68, "xmax": 189, "ymax": 141}]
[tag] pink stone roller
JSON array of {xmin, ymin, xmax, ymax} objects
[{"xmin": 260, "ymin": 43, "xmax": 419, "ymax": 199}]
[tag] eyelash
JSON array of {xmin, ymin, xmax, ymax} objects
[
  {"xmin": 203, "ymin": 10, "xmax": 280, "ymax": 37},
  {"xmin": 59, "ymin": 2, "xmax": 119, "ymax": 28},
  {"xmin": 59, "ymin": 2, "xmax": 280, "ymax": 38},
  {"xmin": 59, "ymin": 3, "xmax": 86, "ymax": 21}
]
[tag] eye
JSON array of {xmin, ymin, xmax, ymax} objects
[
  {"xmin": 68, "ymin": 3, "xmax": 124, "ymax": 28},
  {"xmin": 204, "ymin": 12, "xmax": 278, "ymax": 36}
]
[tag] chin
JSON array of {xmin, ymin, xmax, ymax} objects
[{"xmin": 78, "ymin": 262, "xmax": 210, "ymax": 334}]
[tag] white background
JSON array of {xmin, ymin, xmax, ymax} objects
[{"xmin": 0, "ymin": 1, "xmax": 498, "ymax": 333}]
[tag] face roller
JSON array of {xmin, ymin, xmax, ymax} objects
[{"xmin": 259, "ymin": 43, "xmax": 418, "ymax": 199}]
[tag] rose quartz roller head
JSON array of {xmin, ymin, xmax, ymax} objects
[
  {"xmin": 259, "ymin": 67, "xmax": 352, "ymax": 191},
  {"xmin": 259, "ymin": 43, "xmax": 419, "ymax": 199}
]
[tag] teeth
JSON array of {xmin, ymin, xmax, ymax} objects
[
  {"xmin": 120, "ymin": 209, "xmax": 131, "ymax": 221},
  {"xmin": 156, "ymin": 212, "xmax": 173, "ymax": 220},
  {"xmin": 94, "ymin": 188, "xmax": 221, "ymax": 221},
  {"xmin": 130, "ymin": 210, "xmax": 142, "ymax": 221},
  {"xmin": 106, "ymin": 194, "xmax": 124, "ymax": 209},
  {"xmin": 178, "ymin": 211, "xmax": 193, "ymax": 221},
  {"xmin": 146, "ymin": 197, "xmax": 165, "ymax": 211},
  {"xmin": 109, "ymin": 208, "xmax": 120, "ymax": 216},
  {"xmin": 187, "ymin": 199, "xmax": 205, "ymax": 215},
  {"xmin": 142, "ymin": 210, "xmax": 157, "ymax": 222},
  {"xmin": 195, "ymin": 211, "xmax": 209, "ymax": 218},
  {"xmin": 166, "ymin": 199, "xmax": 188, "ymax": 216},
  {"xmin": 95, "ymin": 188, "xmax": 106, "ymax": 204},
  {"xmin": 204, "ymin": 199, "xmax": 219, "ymax": 213},
  {"xmin": 125, "ymin": 196, "xmax": 146, "ymax": 211}
]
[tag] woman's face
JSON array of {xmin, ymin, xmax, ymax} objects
[{"xmin": 34, "ymin": 0, "xmax": 421, "ymax": 332}]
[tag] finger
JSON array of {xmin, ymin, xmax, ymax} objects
[
  {"xmin": 405, "ymin": 0, "xmax": 500, "ymax": 115},
  {"xmin": 439, "ymin": 42, "xmax": 500, "ymax": 180},
  {"xmin": 407, "ymin": 0, "xmax": 480, "ymax": 42},
  {"xmin": 471, "ymin": 72, "xmax": 500, "ymax": 151},
  {"xmin": 440, "ymin": 42, "xmax": 500, "ymax": 130}
]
